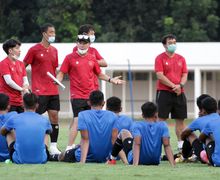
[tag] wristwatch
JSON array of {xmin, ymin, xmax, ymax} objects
[{"xmin": 180, "ymin": 83, "xmax": 184, "ymax": 88}]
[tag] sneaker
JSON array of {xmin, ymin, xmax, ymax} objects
[
  {"xmin": 65, "ymin": 144, "xmax": 76, "ymax": 151},
  {"xmin": 175, "ymin": 155, "xmax": 187, "ymax": 163},
  {"xmin": 188, "ymin": 154, "xmax": 198, "ymax": 163},
  {"xmin": 50, "ymin": 146, "xmax": 61, "ymax": 155},
  {"xmin": 200, "ymin": 150, "xmax": 209, "ymax": 164},
  {"xmin": 106, "ymin": 159, "xmax": 116, "ymax": 165}
]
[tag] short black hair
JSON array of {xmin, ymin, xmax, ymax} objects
[
  {"xmin": 201, "ymin": 97, "xmax": 217, "ymax": 114},
  {"xmin": 78, "ymin": 24, "xmax": 94, "ymax": 35},
  {"xmin": 218, "ymin": 100, "xmax": 220, "ymax": 110},
  {"xmin": 2, "ymin": 39, "xmax": 21, "ymax": 55},
  {"xmin": 197, "ymin": 94, "xmax": 211, "ymax": 110},
  {"xmin": 106, "ymin": 96, "xmax": 121, "ymax": 113},
  {"xmin": 23, "ymin": 93, "xmax": 38, "ymax": 109},
  {"xmin": 141, "ymin": 102, "xmax": 157, "ymax": 118},
  {"xmin": 40, "ymin": 23, "xmax": 54, "ymax": 33},
  {"xmin": 161, "ymin": 34, "xmax": 176, "ymax": 44},
  {"xmin": 0, "ymin": 93, "xmax": 9, "ymax": 110},
  {"xmin": 89, "ymin": 90, "xmax": 104, "ymax": 106}
]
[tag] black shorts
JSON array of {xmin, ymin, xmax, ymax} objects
[
  {"xmin": 156, "ymin": 90, "xmax": 187, "ymax": 119},
  {"xmin": 9, "ymin": 141, "xmax": 15, "ymax": 162},
  {"xmin": 206, "ymin": 141, "xmax": 215, "ymax": 166},
  {"xmin": 71, "ymin": 99, "xmax": 91, "ymax": 118},
  {"xmin": 9, "ymin": 105, "xmax": 24, "ymax": 113},
  {"xmin": 36, "ymin": 95, "xmax": 60, "ymax": 114}
]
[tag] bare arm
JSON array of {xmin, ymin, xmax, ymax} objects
[
  {"xmin": 98, "ymin": 73, "xmax": 125, "ymax": 85},
  {"xmin": 133, "ymin": 136, "xmax": 141, "ymax": 166},
  {"xmin": 98, "ymin": 59, "xmax": 107, "ymax": 67},
  {"xmin": 156, "ymin": 72, "xmax": 175, "ymax": 88},
  {"xmin": 181, "ymin": 128, "xmax": 192, "ymax": 141},
  {"xmin": 163, "ymin": 137, "xmax": 175, "ymax": 167},
  {"xmin": 56, "ymin": 71, "xmax": 64, "ymax": 82},
  {"xmin": 80, "ymin": 130, "xmax": 89, "ymax": 163}
]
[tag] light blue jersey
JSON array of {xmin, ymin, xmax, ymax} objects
[
  {"xmin": 188, "ymin": 113, "xmax": 219, "ymax": 132},
  {"xmin": 202, "ymin": 117, "xmax": 220, "ymax": 166},
  {"xmin": 113, "ymin": 115, "xmax": 133, "ymax": 132},
  {"xmin": 3, "ymin": 112, "xmax": 52, "ymax": 164},
  {"xmin": 0, "ymin": 111, "xmax": 17, "ymax": 162},
  {"xmin": 75, "ymin": 110, "xmax": 117, "ymax": 162},
  {"xmin": 128, "ymin": 120, "xmax": 169, "ymax": 165}
]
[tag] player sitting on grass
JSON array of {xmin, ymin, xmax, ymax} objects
[
  {"xmin": 1, "ymin": 93, "xmax": 52, "ymax": 164},
  {"xmin": 107, "ymin": 102, "xmax": 175, "ymax": 166},
  {"xmin": 58, "ymin": 90, "xmax": 118, "ymax": 163},
  {"xmin": 0, "ymin": 93, "xmax": 17, "ymax": 162},
  {"xmin": 199, "ymin": 111, "xmax": 220, "ymax": 166},
  {"xmin": 177, "ymin": 96, "xmax": 218, "ymax": 163},
  {"xmin": 107, "ymin": 96, "xmax": 133, "ymax": 164}
]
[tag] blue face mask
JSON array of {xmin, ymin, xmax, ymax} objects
[
  {"xmin": 48, "ymin": 36, "xmax": 55, "ymax": 43},
  {"xmin": 167, "ymin": 44, "xmax": 177, "ymax": 53}
]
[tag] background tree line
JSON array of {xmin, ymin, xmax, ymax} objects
[{"xmin": 0, "ymin": 0, "xmax": 219, "ymax": 42}]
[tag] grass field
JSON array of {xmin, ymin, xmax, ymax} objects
[{"xmin": 1, "ymin": 119, "xmax": 220, "ymax": 180}]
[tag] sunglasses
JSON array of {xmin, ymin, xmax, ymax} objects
[{"xmin": 77, "ymin": 35, "xmax": 89, "ymax": 40}]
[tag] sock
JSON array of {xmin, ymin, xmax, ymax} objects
[
  {"xmin": 178, "ymin": 140, "xmax": 184, "ymax": 150},
  {"xmin": 182, "ymin": 140, "xmax": 192, "ymax": 158},
  {"xmin": 122, "ymin": 137, "xmax": 133, "ymax": 155},
  {"xmin": 50, "ymin": 124, "xmax": 59, "ymax": 143},
  {"xmin": 111, "ymin": 138, "xmax": 123, "ymax": 158},
  {"xmin": 192, "ymin": 139, "xmax": 204, "ymax": 160}
]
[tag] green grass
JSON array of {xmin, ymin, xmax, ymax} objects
[{"xmin": 1, "ymin": 120, "xmax": 220, "ymax": 180}]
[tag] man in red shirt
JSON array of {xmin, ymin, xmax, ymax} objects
[
  {"xmin": 0, "ymin": 39, "xmax": 29, "ymax": 113},
  {"xmin": 73, "ymin": 24, "xmax": 107, "ymax": 90},
  {"xmin": 23, "ymin": 23, "xmax": 60, "ymax": 155},
  {"xmin": 57, "ymin": 34, "xmax": 124, "ymax": 151},
  {"xmin": 154, "ymin": 34, "xmax": 188, "ymax": 152}
]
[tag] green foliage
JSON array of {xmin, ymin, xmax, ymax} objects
[{"xmin": 0, "ymin": 0, "xmax": 219, "ymax": 42}]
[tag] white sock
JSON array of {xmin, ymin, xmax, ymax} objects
[
  {"xmin": 178, "ymin": 141, "xmax": 184, "ymax": 149},
  {"xmin": 110, "ymin": 155, "xmax": 117, "ymax": 160},
  {"xmin": 50, "ymin": 142, "xmax": 57, "ymax": 148},
  {"xmin": 66, "ymin": 145, "xmax": 73, "ymax": 151}
]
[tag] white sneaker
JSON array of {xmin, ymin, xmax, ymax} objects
[
  {"xmin": 65, "ymin": 144, "xmax": 76, "ymax": 151},
  {"xmin": 50, "ymin": 146, "xmax": 61, "ymax": 155}
]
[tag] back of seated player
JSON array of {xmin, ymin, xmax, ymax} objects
[
  {"xmin": 0, "ymin": 93, "xmax": 52, "ymax": 164},
  {"xmin": 58, "ymin": 90, "xmax": 117, "ymax": 163},
  {"xmin": 0, "ymin": 93, "xmax": 17, "ymax": 162},
  {"xmin": 107, "ymin": 102, "xmax": 175, "ymax": 166}
]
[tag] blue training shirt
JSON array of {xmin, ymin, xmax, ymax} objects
[
  {"xmin": 128, "ymin": 120, "xmax": 170, "ymax": 165},
  {"xmin": 113, "ymin": 115, "xmax": 133, "ymax": 132},
  {"xmin": 188, "ymin": 113, "xmax": 219, "ymax": 132},
  {"xmin": 75, "ymin": 109, "xmax": 117, "ymax": 163},
  {"xmin": 202, "ymin": 117, "xmax": 220, "ymax": 167},
  {"xmin": 3, "ymin": 112, "xmax": 52, "ymax": 164},
  {"xmin": 0, "ymin": 111, "xmax": 17, "ymax": 162}
]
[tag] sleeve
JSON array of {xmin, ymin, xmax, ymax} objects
[
  {"xmin": 78, "ymin": 112, "xmax": 87, "ymax": 131},
  {"xmin": 181, "ymin": 57, "xmax": 188, "ymax": 73},
  {"xmin": 131, "ymin": 122, "xmax": 141, "ymax": 138},
  {"xmin": 154, "ymin": 55, "xmax": 163, "ymax": 73},
  {"xmin": 1, "ymin": 61, "xmax": 11, "ymax": 76},
  {"xmin": 3, "ymin": 117, "xmax": 15, "ymax": 131},
  {"xmin": 21, "ymin": 62, "xmax": 27, "ymax": 77},
  {"xmin": 93, "ymin": 48, "xmax": 104, "ymax": 60},
  {"xmin": 188, "ymin": 118, "xmax": 199, "ymax": 131},
  {"xmin": 113, "ymin": 118, "xmax": 120, "ymax": 130},
  {"xmin": 23, "ymin": 48, "xmax": 34, "ymax": 65},
  {"xmin": 93, "ymin": 59, "xmax": 101, "ymax": 75},
  {"xmin": 60, "ymin": 56, "xmax": 70, "ymax": 74},
  {"xmin": 161, "ymin": 122, "xmax": 170, "ymax": 138},
  {"xmin": 202, "ymin": 123, "xmax": 212, "ymax": 136}
]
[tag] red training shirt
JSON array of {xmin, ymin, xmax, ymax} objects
[
  {"xmin": 23, "ymin": 43, "xmax": 59, "ymax": 95},
  {"xmin": 154, "ymin": 52, "xmax": 188, "ymax": 92},
  {"xmin": 60, "ymin": 51, "xmax": 101, "ymax": 99}
]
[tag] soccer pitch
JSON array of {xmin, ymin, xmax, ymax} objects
[{"xmin": 1, "ymin": 120, "xmax": 220, "ymax": 180}]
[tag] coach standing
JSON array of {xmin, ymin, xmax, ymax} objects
[
  {"xmin": 23, "ymin": 23, "xmax": 60, "ymax": 155},
  {"xmin": 154, "ymin": 34, "xmax": 188, "ymax": 152}
]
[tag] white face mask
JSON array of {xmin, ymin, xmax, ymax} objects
[
  {"xmin": 77, "ymin": 48, "xmax": 88, "ymax": 55},
  {"xmin": 89, "ymin": 35, "xmax": 95, "ymax": 43},
  {"xmin": 11, "ymin": 54, "xmax": 20, "ymax": 60},
  {"xmin": 48, "ymin": 36, "xmax": 55, "ymax": 43}
]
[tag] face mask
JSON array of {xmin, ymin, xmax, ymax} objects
[
  {"xmin": 48, "ymin": 36, "xmax": 55, "ymax": 43},
  {"xmin": 89, "ymin": 35, "xmax": 95, "ymax": 43},
  {"xmin": 11, "ymin": 54, "xmax": 20, "ymax": 60},
  {"xmin": 167, "ymin": 44, "xmax": 177, "ymax": 53},
  {"xmin": 77, "ymin": 48, "xmax": 88, "ymax": 55}
]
